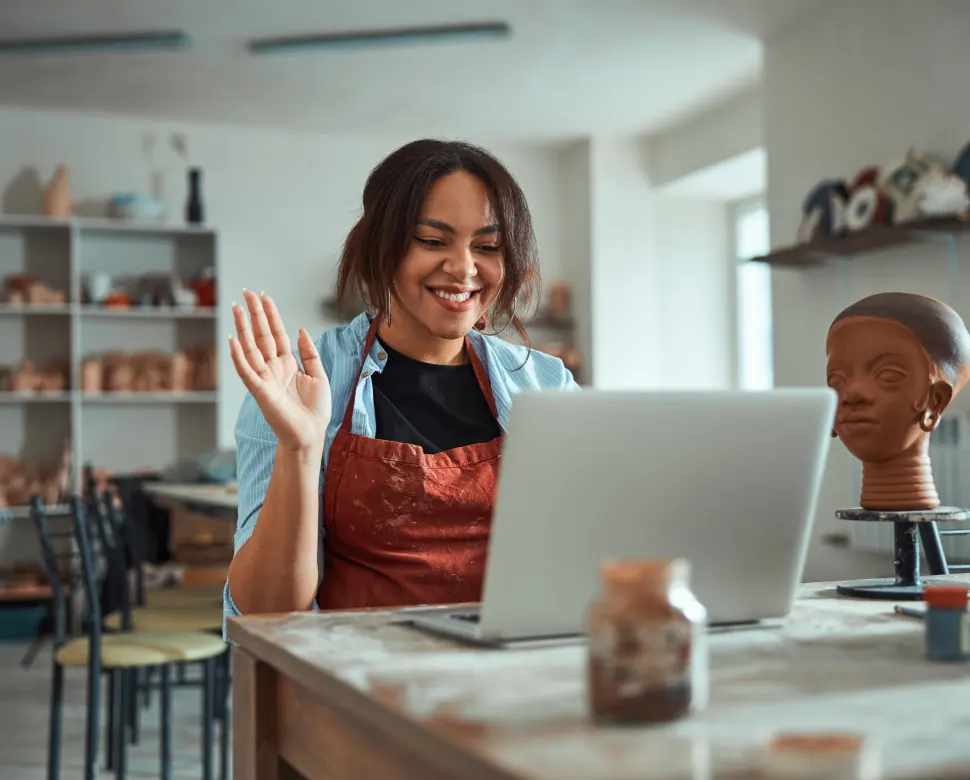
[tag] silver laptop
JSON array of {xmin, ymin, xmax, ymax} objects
[{"xmin": 403, "ymin": 388, "xmax": 836, "ymax": 645}]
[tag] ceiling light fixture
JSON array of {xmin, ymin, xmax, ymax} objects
[
  {"xmin": 248, "ymin": 21, "xmax": 511, "ymax": 55},
  {"xmin": 0, "ymin": 30, "xmax": 191, "ymax": 55}
]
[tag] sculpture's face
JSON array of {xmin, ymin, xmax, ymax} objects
[{"xmin": 825, "ymin": 316, "xmax": 949, "ymax": 463}]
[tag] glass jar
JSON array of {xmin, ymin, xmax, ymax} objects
[{"xmin": 586, "ymin": 557, "xmax": 708, "ymax": 724}]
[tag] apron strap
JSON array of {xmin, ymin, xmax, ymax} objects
[{"xmin": 339, "ymin": 316, "xmax": 500, "ymax": 431}]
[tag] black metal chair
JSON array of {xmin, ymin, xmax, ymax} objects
[
  {"xmin": 31, "ymin": 494, "xmax": 228, "ymax": 780},
  {"xmin": 88, "ymin": 476, "xmax": 231, "ymax": 780}
]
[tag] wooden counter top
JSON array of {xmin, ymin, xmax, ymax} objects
[{"xmin": 228, "ymin": 579, "xmax": 970, "ymax": 779}]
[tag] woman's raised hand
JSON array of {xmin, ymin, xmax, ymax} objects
[{"xmin": 229, "ymin": 290, "xmax": 332, "ymax": 454}]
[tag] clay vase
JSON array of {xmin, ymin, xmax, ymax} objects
[
  {"xmin": 825, "ymin": 292, "xmax": 970, "ymax": 510},
  {"xmin": 43, "ymin": 165, "xmax": 72, "ymax": 219}
]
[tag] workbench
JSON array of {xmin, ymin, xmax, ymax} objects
[
  {"xmin": 227, "ymin": 579, "xmax": 970, "ymax": 779},
  {"xmin": 142, "ymin": 481, "xmax": 238, "ymax": 519}
]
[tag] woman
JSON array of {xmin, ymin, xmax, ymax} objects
[{"xmin": 224, "ymin": 139, "xmax": 579, "ymax": 627}]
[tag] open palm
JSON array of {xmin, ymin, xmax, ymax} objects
[{"xmin": 229, "ymin": 290, "xmax": 332, "ymax": 453}]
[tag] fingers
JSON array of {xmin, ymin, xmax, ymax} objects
[
  {"xmin": 231, "ymin": 299, "xmax": 267, "ymax": 375},
  {"xmin": 297, "ymin": 328, "xmax": 327, "ymax": 380},
  {"xmin": 243, "ymin": 289, "xmax": 279, "ymax": 362},
  {"xmin": 260, "ymin": 293, "xmax": 293, "ymax": 358},
  {"xmin": 228, "ymin": 335, "xmax": 264, "ymax": 393}
]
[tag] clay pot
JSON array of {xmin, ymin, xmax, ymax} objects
[{"xmin": 43, "ymin": 165, "xmax": 72, "ymax": 219}]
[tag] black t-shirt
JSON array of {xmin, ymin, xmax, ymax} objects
[{"xmin": 372, "ymin": 341, "xmax": 501, "ymax": 454}]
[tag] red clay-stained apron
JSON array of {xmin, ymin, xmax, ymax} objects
[{"xmin": 318, "ymin": 317, "xmax": 502, "ymax": 610}]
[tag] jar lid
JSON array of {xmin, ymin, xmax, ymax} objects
[
  {"xmin": 923, "ymin": 583, "xmax": 969, "ymax": 610},
  {"xmin": 762, "ymin": 732, "xmax": 880, "ymax": 779}
]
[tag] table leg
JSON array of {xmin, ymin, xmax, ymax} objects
[{"xmin": 232, "ymin": 647, "xmax": 280, "ymax": 780}]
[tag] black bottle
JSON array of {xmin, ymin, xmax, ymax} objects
[{"xmin": 186, "ymin": 167, "xmax": 204, "ymax": 225}]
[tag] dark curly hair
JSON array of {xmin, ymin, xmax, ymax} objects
[{"xmin": 335, "ymin": 139, "xmax": 540, "ymax": 343}]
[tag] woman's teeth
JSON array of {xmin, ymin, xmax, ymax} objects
[{"xmin": 432, "ymin": 289, "xmax": 473, "ymax": 303}]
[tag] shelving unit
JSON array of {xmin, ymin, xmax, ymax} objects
[{"xmin": 0, "ymin": 215, "xmax": 220, "ymax": 528}]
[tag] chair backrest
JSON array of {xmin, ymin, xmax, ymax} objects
[
  {"xmin": 67, "ymin": 494, "xmax": 104, "ymax": 678},
  {"xmin": 84, "ymin": 488, "xmax": 133, "ymax": 630},
  {"xmin": 28, "ymin": 496, "xmax": 70, "ymax": 647}
]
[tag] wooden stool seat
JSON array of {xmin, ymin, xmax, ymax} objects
[
  {"xmin": 105, "ymin": 605, "xmax": 223, "ymax": 632},
  {"xmin": 56, "ymin": 630, "xmax": 227, "ymax": 669}
]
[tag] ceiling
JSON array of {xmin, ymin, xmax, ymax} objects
[{"xmin": 0, "ymin": 0, "xmax": 828, "ymax": 142}]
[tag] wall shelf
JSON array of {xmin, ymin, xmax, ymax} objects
[
  {"xmin": 0, "ymin": 392, "xmax": 72, "ymax": 404},
  {"xmin": 80, "ymin": 391, "xmax": 218, "ymax": 404},
  {"xmin": 0, "ymin": 214, "xmax": 221, "ymax": 525},
  {"xmin": 752, "ymin": 215, "xmax": 970, "ymax": 266}
]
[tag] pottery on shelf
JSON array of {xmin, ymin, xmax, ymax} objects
[{"xmin": 43, "ymin": 165, "xmax": 72, "ymax": 219}]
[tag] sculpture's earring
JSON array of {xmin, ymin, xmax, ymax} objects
[{"xmin": 919, "ymin": 410, "xmax": 936, "ymax": 433}]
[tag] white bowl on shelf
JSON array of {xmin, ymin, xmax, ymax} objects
[{"xmin": 108, "ymin": 193, "xmax": 167, "ymax": 221}]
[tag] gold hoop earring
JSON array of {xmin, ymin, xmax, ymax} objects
[{"xmin": 919, "ymin": 410, "xmax": 936, "ymax": 432}]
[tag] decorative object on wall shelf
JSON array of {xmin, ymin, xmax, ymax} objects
[
  {"xmin": 108, "ymin": 192, "xmax": 167, "ymax": 222},
  {"xmin": 81, "ymin": 346, "xmax": 216, "ymax": 394},
  {"xmin": 42, "ymin": 165, "xmax": 72, "ymax": 219},
  {"xmin": 80, "ymin": 269, "xmax": 216, "ymax": 310},
  {"xmin": 0, "ymin": 444, "xmax": 71, "ymax": 509},
  {"xmin": 1, "ymin": 274, "xmax": 67, "ymax": 305},
  {"xmin": 791, "ymin": 145, "xmax": 970, "ymax": 258},
  {"xmin": 0, "ymin": 360, "xmax": 70, "ymax": 393},
  {"xmin": 843, "ymin": 167, "xmax": 892, "ymax": 231},
  {"xmin": 186, "ymin": 167, "xmax": 205, "ymax": 225}
]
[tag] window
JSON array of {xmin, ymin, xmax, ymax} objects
[{"xmin": 734, "ymin": 199, "xmax": 773, "ymax": 390}]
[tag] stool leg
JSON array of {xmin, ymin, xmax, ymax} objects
[
  {"xmin": 893, "ymin": 521, "xmax": 920, "ymax": 587},
  {"xmin": 219, "ymin": 656, "xmax": 229, "ymax": 780},
  {"xmin": 160, "ymin": 665, "xmax": 172, "ymax": 780},
  {"xmin": 84, "ymin": 653, "xmax": 101, "ymax": 780},
  {"xmin": 142, "ymin": 666, "xmax": 153, "ymax": 708},
  {"xmin": 48, "ymin": 661, "xmax": 64, "ymax": 780},
  {"xmin": 127, "ymin": 669, "xmax": 139, "ymax": 744},
  {"xmin": 202, "ymin": 659, "xmax": 214, "ymax": 780},
  {"xmin": 919, "ymin": 522, "xmax": 950, "ymax": 575},
  {"xmin": 113, "ymin": 670, "xmax": 127, "ymax": 780},
  {"xmin": 104, "ymin": 672, "xmax": 118, "ymax": 772}
]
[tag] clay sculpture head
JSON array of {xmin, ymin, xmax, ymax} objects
[{"xmin": 825, "ymin": 292, "xmax": 970, "ymax": 510}]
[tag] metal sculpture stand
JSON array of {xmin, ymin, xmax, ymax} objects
[{"xmin": 835, "ymin": 506, "xmax": 969, "ymax": 600}]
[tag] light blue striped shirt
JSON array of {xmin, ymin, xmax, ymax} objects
[{"xmin": 224, "ymin": 313, "xmax": 579, "ymax": 633}]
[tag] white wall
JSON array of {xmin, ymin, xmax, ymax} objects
[
  {"xmin": 764, "ymin": 0, "xmax": 970, "ymax": 581},
  {"xmin": 654, "ymin": 198, "xmax": 733, "ymax": 389},
  {"xmin": 588, "ymin": 136, "xmax": 661, "ymax": 389},
  {"xmin": 578, "ymin": 135, "xmax": 735, "ymax": 391},
  {"xmin": 0, "ymin": 106, "xmax": 567, "ymax": 449},
  {"xmin": 646, "ymin": 86, "xmax": 764, "ymax": 189},
  {"xmin": 555, "ymin": 140, "xmax": 594, "ymax": 385}
]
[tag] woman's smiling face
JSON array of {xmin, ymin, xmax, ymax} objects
[{"xmin": 388, "ymin": 170, "xmax": 504, "ymax": 346}]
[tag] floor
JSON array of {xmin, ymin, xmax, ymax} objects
[{"xmin": 0, "ymin": 639, "xmax": 230, "ymax": 779}]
